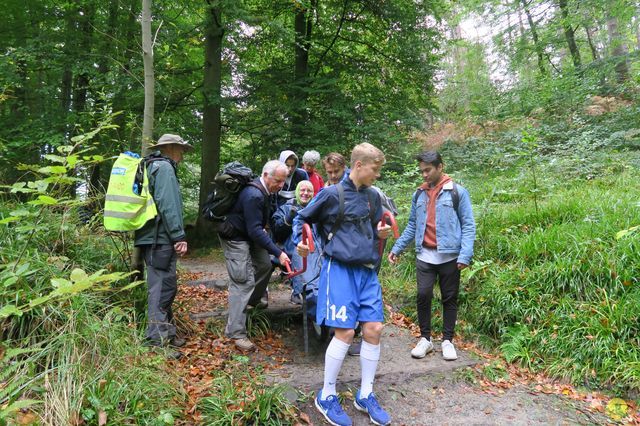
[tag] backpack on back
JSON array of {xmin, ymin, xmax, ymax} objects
[
  {"xmin": 202, "ymin": 161, "xmax": 256, "ymax": 222},
  {"xmin": 103, "ymin": 151, "xmax": 162, "ymax": 231}
]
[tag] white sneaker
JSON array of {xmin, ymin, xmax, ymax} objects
[
  {"xmin": 441, "ymin": 340, "xmax": 458, "ymax": 360},
  {"xmin": 411, "ymin": 337, "xmax": 434, "ymax": 358}
]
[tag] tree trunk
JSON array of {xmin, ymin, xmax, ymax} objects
[
  {"xmin": 520, "ymin": 0, "xmax": 547, "ymax": 76},
  {"xmin": 291, "ymin": 1, "xmax": 316, "ymax": 149},
  {"xmin": 584, "ymin": 25, "xmax": 599, "ymax": 61},
  {"xmin": 607, "ymin": 14, "xmax": 630, "ymax": 83},
  {"xmin": 558, "ymin": 0, "xmax": 581, "ymax": 69},
  {"xmin": 194, "ymin": 1, "xmax": 224, "ymax": 242},
  {"xmin": 141, "ymin": 0, "xmax": 155, "ymax": 153}
]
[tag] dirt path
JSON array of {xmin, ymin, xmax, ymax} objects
[{"xmin": 177, "ymin": 254, "xmax": 610, "ymax": 425}]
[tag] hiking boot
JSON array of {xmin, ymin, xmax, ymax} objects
[
  {"xmin": 411, "ymin": 337, "xmax": 433, "ymax": 359},
  {"xmin": 170, "ymin": 336, "xmax": 186, "ymax": 348},
  {"xmin": 290, "ymin": 292, "xmax": 303, "ymax": 305},
  {"xmin": 441, "ymin": 339, "xmax": 458, "ymax": 361},
  {"xmin": 234, "ymin": 338, "xmax": 256, "ymax": 352},
  {"xmin": 348, "ymin": 340, "xmax": 361, "ymax": 356},
  {"xmin": 315, "ymin": 390, "xmax": 352, "ymax": 426},
  {"xmin": 354, "ymin": 390, "xmax": 391, "ymax": 426}
]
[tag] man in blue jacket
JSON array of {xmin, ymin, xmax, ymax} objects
[
  {"xmin": 388, "ymin": 151, "xmax": 476, "ymax": 361},
  {"xmin": 295, "ymin": 143, "xmax": 393, "ymax": 426},
  {"xmin": 221, "ymin": 160, "xmax": 291, "ymax": 352}
]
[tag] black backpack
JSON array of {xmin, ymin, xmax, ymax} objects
[{"xmin": 202, "ymin": 161, "xmax": 256, "ymax": 222}]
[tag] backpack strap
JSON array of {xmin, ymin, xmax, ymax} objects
[
  {"xmin": 451, "ymin": 182, "xmax": 459, "ymax": 212},
  {"xmin": 414, "ymin": 183, "xmax": 460, "ymax": 213},
  {"xmin": 326, "ymin": 183, "xmax": 345, "ymax": 242},
  {"xmin": 247, "ymin": 181, "xmax": 271, "ymax": 220},
  {"xmin": 367, "ymin": 189, "xmax": 376, "ymax": 223}
]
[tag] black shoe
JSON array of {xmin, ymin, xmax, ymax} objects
[
  {"xmin": 166, "ymin": 349, "xmax": 183, "ymax": 360},
  {"xmin": 290, "ymin": 292, "xmax": 303, "ymax": 305},
  {"xmin": 170, "ymin": 337, "xmax": 186, "ymax": 348},
  {"xmin": 348, "ymin": 340, "xmax": 361, "ymax": 356}
]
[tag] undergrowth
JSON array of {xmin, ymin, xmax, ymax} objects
[{"xmin": 381, "ymin": 105, "xmax": 640, "ymax": 395}]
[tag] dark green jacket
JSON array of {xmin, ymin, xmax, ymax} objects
[{"xmin": 134, "ymin": 153, "xmax": 186, "ymax": 246}]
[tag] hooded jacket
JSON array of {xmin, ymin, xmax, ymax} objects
[
  {"xmin": 134, "ymin": 153, "xmax": 186, "ymax": 246},
  {"xmin": 277, "ymin": 150, "xmax": 308, "ymax": 207}
]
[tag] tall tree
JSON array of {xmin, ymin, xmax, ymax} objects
[
  {"xmin": 196, "ymin": 1, "xmax": 224, "ymax": 237},
  {"xmin": 557, "ymin": 0, "xmax": 581, "ymax": 69},
  {"xmin": 291, "ymin": 0, "xmax": 317, "ymax": 148},
  {"xmin": 606, "ymin": 12, "xmax": 630, "ymax": 83},
  {"xmin": 141, "ymin": 0, "xmax": 155, "ymax": 153},
  {"xmin": 520, "ymin": 0, "xmax": 547, "ymax": 76}
]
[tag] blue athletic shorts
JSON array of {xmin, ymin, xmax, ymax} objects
[{"xmin": 316, "ymin": 257, "xmax": 384, "ymax": 329}]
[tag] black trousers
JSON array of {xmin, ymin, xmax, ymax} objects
[{"xmin": 415, "ymin": 258, "xmax": 460, "ymax": 342}]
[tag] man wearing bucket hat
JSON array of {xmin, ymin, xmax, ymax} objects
[{"xmin": 134, "ymin": 133, "xmax": 193, "ymax": 359}]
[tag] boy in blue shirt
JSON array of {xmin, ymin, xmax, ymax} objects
[{"xmin": 294, "ymin": 143, "xmax": 392, "ymax": 426}]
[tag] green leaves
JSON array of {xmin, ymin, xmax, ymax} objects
[
  {"xmin": 616, "ymin": 225, "xmax": 639, "ymax": 240},
  {"xmin": 0, "ymin": 305, "xmax": 23, "ymax": 319},
  {"xmin": 0, "ymin": 266, "xmax": 133, "ymax": 320}
]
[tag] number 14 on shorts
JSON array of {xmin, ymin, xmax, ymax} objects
[{"xmin": 329, "ymin": 304, "xmax": 348, "ymax": 322}]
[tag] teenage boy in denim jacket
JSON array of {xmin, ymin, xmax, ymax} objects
[
  {"xmin": 388, "ymin": 151, "xmax": 475, "ymax": 361},
  {"xmin": 294, "ymin": 143, "xmax": 393, "ymax": 426}
]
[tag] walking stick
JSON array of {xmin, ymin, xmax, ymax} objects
[{"xmin": 283, "ymin": 223, "xmax": 315, "ymax": 354}]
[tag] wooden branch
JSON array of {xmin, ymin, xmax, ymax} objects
[{"xmin": 313, "ymin": 0, "xmax": 350, "ymax": 77}]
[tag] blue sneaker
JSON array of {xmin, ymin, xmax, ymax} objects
[
  {"xmin": 315, "ymin": 390, "xmax": 352, "ymax": 426},
  {"xmin": 354, "ymin": 390, "xmax": 391, "ymax": 426}
]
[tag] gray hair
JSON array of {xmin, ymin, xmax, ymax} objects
[
  {"xmin": 262, "ymin": 159, "xmax": 287, "ymax": 176},
  {"xmin": 302, "ymin": 150, "xmax": 321, "ymax": 166}
]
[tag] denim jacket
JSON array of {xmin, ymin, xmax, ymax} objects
[{"xmin": 390, "ymin": 181, "xmax": 476, "ymax": 265}]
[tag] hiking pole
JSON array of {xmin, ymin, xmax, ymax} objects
[
  {"xmin": 378, "ymin": 211, "xmax": 400, "ymax": 257},
  {"xmin": 284, "ymin": 223, "xmax": 315, "ymax": 355}
]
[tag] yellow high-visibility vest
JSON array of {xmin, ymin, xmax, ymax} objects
[{"xmin": 103, "ymin": 153, "xmax": 158, "ymax": 231}]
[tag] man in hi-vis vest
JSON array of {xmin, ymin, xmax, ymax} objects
[{"xmin": 135, "ymin": 134, "xmax": 192, "ymax": 359}]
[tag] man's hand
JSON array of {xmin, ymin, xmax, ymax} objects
[
  {"xmin": 174, "ymin": 241, "xmax": 188, "ymax": 256},
  {"xmin": 278, "ymin": 251, "xmax": 291, "ymax": 265},
  {"xmin": 377, "ymin": 221, "xmax": 392, "ymax": 240},
  {"xmin": 387, "ymin": 252, "xmax": 399, "ymax": 264},
  {"xmin": 296, "ymin": 242, "xmax": 309, "ymax": 258},
  {"xmin": 457, "ymin": 263, "xmax": 468, "ymax": 270}
]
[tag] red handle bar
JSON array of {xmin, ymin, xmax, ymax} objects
[{"xmin": 284, "ymin": 223, "xmax": 314, "ymax": 279}]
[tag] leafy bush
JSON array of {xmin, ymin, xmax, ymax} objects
[
  {"xmin": 382, "ymin": 110, "xmax": 640, "ymax": 394},
  {"xmin": 0, "ymin": 127, "xmax": 186, "ymax": 423}
]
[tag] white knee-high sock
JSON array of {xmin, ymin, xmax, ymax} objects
[
  {"xmin": 359, "ymin": 340, "xmax": 381, "ymax": 398},
  {"xmin": 321, "ymin": 337, "xmax": 350, "ymax": 400}
]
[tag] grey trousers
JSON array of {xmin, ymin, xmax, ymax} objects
[
  {"xmin": 220, "ymin": 238, "xmax": 272, "ymax": 339},
  {"xmin": 143, "ymin": 244, "xmax": 178, "ymax": 343}
]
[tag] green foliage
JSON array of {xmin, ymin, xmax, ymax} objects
[
  {"xmin": 1, "ymin": 298, "xmax": 185, "ymax": 424},
  {"xmin": 0, "ymin": 126, "xmax": 184, "ymax": 423},
  {"xmin": 246, "ymin": 307, "xmax": 271, "ymax": 339},
  {"xmin": 198, "ymin": 371, "xmax": 296, "ymax": 425},
  {"xmin": 382, "ymin": 104, "xmax": 640, "ymax": 393}
]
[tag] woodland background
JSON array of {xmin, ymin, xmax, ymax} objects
[{"xmin": 1, "ymin": 0, "xmax": 639, "ymax": 424}]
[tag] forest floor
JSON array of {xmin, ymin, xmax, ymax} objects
[{"xmin": 171, "ymin": 253, "xmax": 623, "ymax": 425}]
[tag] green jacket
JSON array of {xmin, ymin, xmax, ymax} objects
[{"xmin": 134, "ymin": 153, "xmax": 186, "ymax": 246}]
